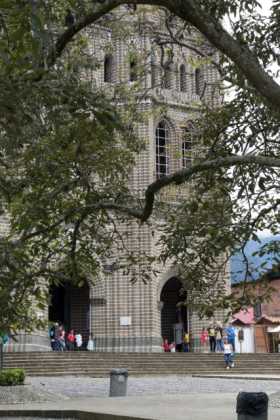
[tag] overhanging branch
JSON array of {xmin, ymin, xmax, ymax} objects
[{"xmin": 48, "ymin": 0, "xmax": 280, "ymax": 111}]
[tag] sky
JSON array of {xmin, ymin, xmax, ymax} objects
[{"xmin": 261, "ymin": 0, "xmax": 273, "ymax": 15}]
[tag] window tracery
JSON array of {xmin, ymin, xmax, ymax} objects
[{"xmin": 156, "ymin": 121, "xmax": 170, "ymax": 178}]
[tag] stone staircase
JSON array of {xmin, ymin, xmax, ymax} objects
[{"xmin": 3, "ymin": 352, "xmax": 280, "ymax": 377}]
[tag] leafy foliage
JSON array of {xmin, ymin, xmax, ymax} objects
[
  {"xmin": 0, "ymin": 369, "xmax": 25, "ymax": 386},
  {"xmin": 1, "ymin": 0, "xmax": 280, "ymax": 331}
]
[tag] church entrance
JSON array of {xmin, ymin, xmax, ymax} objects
[
  {"xmin": 160, "ymin": 277, "xmax": 188, "ymax": 348},
  {"xmin": 49, "ymin": 282, "xmax": 90, "ymax": 344}
]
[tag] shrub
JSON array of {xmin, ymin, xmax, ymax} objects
[{"xmin": 0, "ymin": 368, "xmax": 25, "ymax": 386}]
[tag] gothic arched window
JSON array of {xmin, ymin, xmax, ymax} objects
[
  {"xmin": 195, "ymin": 68, "xmax": 202, "ymax": 96},
  {"xmin": 156, "ymin": 121, "xmax": 170, "ymax": 178},
  {"xmin": 130, "ymin": 57, "xmax": 137, "ymax": 82},
  {"xmin": 179, "ymin": 64, "xmax": 187, "ymax": 92},
  {"xmin": 162, "ymin": 66, "xmax": 173, "ymax": 89},
  {"xmin": 182, "ymin": 122, "xmax": 194, "ymax": 168},
  {"xmin": 104, "ymin": 54, "xmax": 113, "ymax": 83}
]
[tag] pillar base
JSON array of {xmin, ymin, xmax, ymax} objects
[{"xmin": 4, "ymin": 333, "xmax": 51, "ymax": 352}]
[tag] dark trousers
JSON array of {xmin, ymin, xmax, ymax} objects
[
  {"xmin": 176, "ymin": 343, "xmax": 183, "ymax": 352},
  {"xmin": 67, "ymin": 341, "xmax": 75, "ymax": 351},
  {"xmin": 224, "ymin": 353, "xmax": 233, "ymax": 367},
  {"xmin": 183, "ymin": 343, "xmax": 189, "ymax": 352},
  {"xmin": 209, "ymin": 336, "xmax": 216, "ymax": 352}
]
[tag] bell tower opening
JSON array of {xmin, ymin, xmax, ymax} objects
[{"xmin": 160, "ymin": 277, "xmax": 187, "ymax": 346}]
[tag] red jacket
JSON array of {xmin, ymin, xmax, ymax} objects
[{"xmin": 67, "ymin": 333, "xmax": 75, "ymax": 343}]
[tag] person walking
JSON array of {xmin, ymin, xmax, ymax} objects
[
  {"xmin": 208, "ymin": 325, "xmax": 216, "ymax": 352},
  {"xmin": 225, "ymin": 323, "xmax": 236, "ymax": 352},
  {"xmin": 223, "ymin": 336, "xmax": 234, "ymax": 369}
]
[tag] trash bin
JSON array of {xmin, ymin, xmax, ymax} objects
[
  {"xmin": 109, "ymin": 368, "xmax": 128, "ymax": 397},
  {"xmin": 236, "ymin": 392, "xmax": 268, "ymax": 420}
]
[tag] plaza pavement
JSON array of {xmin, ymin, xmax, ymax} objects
[{"xmin": 1, "ymin": 375, "xmax": 280, "ymax": 419}]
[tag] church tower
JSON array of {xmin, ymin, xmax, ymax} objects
[{"xmin": 4, "ymin": 6, "xmax": 229, "ymax": 352}]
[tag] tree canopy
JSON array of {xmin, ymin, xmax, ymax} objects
[{"xmin": 1, "ymin": 0, "xmax": 280, "ymax": 332}]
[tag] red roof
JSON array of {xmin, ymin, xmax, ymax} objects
[
  {"xmin": 255, "ymin": 314, "xmax": 280, "ymax": 324},
  {"xmin": 232, "ymin": 307, "xmax": 254, "ymax": 325}
]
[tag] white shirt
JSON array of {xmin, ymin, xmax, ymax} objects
[
  {"xmin": 75, "ymin": 334, "xmax": 82, "ymax": 347},
  {"xmin": 224, "ymin": 343, "xmax": 232, "ymax": 354}
]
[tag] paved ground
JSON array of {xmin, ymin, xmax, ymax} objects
[
  {"xmin": 0, "ymin": 393, "xmax": 280, "ymax": 420},
  {"xmin": 28, "ymin": 375, "xmax": 280, "ymax": 399},
  {"xmin": 1, "ymin": 376, "xmax": 280, "ymax": 419}
]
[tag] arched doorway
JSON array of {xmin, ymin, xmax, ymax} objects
[
  {"xmin": 49, "ymin": 282, "xmax": 90, "ymax": 345},
  {"xmin": 160, "ymin": 277, "xmax": 187, "ymax": 347}
]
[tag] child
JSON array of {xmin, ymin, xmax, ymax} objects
[
  {"xmin": 75, "ymin": 332, "xmax": 83, "ymax": 350},
  {"xmin": 162, "ymin": 337, "xmax": 170, "ymax": 352},
  {"xmin": 223, "ymin": 336, "xmax": 234, "ymax": 369}
]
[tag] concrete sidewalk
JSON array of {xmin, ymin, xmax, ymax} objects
[
  {"xmin": 193, "ymin": 373, "xmax": 280, "ymax": 381},
  {"xmin": 0, "ymin": 393, "xmax": 279, "ymax": 420}
]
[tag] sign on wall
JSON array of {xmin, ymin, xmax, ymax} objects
[{"xmin": 120, "ymin": 316, "xmax": 132, "ymax": 326}]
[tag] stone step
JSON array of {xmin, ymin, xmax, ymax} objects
[
  {"xmin": 4, "ymin": 357, "xmax": 280, "ymax": 363},
  {"xmin": 4, "ymin": 358, "xmax": 280, "ymax": 364},
  {"xmin": 4, "ymin": 363, "xmax": 280, "ymax": 370},
  {"xmin": 5, "ymin": 352, "xmax": 280, "ymax": 377},
  {"xmin": 5, "ymin": 352, "xmax": 280, "ymax": 356},
  {"xmin": 5, "ymin": 362, "xmax": 280, "ymax": 368},
  {"xmin": 22, "ymin": 369, "xmax": 280, "ymax": 377}
]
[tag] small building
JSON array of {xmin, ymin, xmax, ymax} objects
[
  {"xmin": 232, "ymin": 269, "xmax": 280, "ymax": 353},
  {"xmin": 232, "ymin": 308, "xmax": 255, "ymax": 353},
  {"xmin": 255, "ymin": 315, "xmax": 280, "ymax": 353}
]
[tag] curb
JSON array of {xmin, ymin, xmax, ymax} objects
[
  {"xmin": 192, "ymin": 374, "xmax": 280, "ymax": 381},
  {"xmin": 0, "ymin": 409, "xmax": 151, "ymax": 420}
]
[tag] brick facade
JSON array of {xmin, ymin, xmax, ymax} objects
[{"xmin": 4, "ymin": 7, "xmax": 230, "ymax": 352}]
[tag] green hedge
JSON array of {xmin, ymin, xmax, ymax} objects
[{"xmin": 0, "ymin": 368, "xmax": 25, "ymax": 386}]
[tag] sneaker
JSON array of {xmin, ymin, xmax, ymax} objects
[{"xmin": 226, "ymin": 366, "xmax": 230, "ymax": 370}]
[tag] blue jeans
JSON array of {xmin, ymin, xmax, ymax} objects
[
  {"xmin": 183, "ymin": 343, "xmax": 189, "ymax": 352},
  {"xmin": 228, "ymin": 338, "xmax": 235, "ymax": 352},
  {"xmin": 216, "ymin": 339, "xmax": 224, "ymax": 352},
  {"xmin": 224, "ymin": 353, "xmax": 233, "ymax": 367}
]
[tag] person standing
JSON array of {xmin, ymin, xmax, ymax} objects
[
  {"xmin": 183, "ymin": 332, "xmax": 190, "ymax": 352},
  {"xmin": 174, "ymin": 322, "xmax": 184, "ymax": 352},
  {"xmin": 225, "ymin": 323, "xmax": 236, "ymax": 352},
  {"xmin": 75, "ymin": 332, "xmax": 83, "ymax": 350},
  {"xmin": 208, "ymin": 325, "xmax": 216, "ymax": 352},
  {"xmin": 162, "ymin": 338, "xmax": 170, "ymax": 352},
  {"xmin": 215, "ymin": 324, "xmax": 224, "ymax": 352},
  {"xmin": 200, "ymin": 328, "xmax": 208, "ymax": 352},
  {"xmin": 58, "ymin": 325, "xmax": 66, "ymax": 351},
  {"xmin": 67, "ymin": 329, "xmax": 75, "ymax": 351},
  {"xmin": 53, "ymin": 322, "xmax": 60, "ymax": 351}
]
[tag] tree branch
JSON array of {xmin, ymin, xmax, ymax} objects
[
  {"xmin": 140, "ymin": 154, "xmax": 280, "ymax": 222},
  {"xmin": 48, "ymin": 0, "xmax": 280, "ymax": 111}
]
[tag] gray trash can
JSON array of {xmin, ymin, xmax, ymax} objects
[
  {"xmin": 109, "ymin": 368, "xmax": 128, "ymax": 397},
  {"xmin": 236, "ymin": 392, "xmax": 268, "ymax": 420}
]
